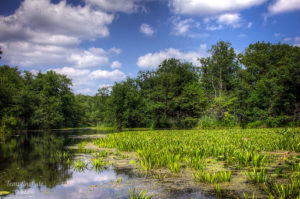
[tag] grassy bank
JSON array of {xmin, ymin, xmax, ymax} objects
[{"xmin": 91, "ymin": 128, "xmax": 300, "ymax": 198}]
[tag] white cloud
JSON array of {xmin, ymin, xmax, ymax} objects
[
  {"xmin": 67, "ymin": 48, "xmax": 109, "ymax": 68},
  {"xmin": 110, "ymin": 61, "xmax": 122, "ymax": 69},
  {"xmin": 0, "ymin": 41, "xmax": 120, "ymax": 68},
  {"xmin": 85, "ymin": 0, "xmax": 142, "ymax": 13},
  {"xmin": 247, "ymin": 22, "xmax": 253, "ymax": 28},
  {"xmin": 0, "ymin": 0, "xmax": 115, "ymax": 68},
  {"xmin": 284, "ymin": 37, "xmax": 300, "ymax": 47},
  {"xmin": 206, "ymin": 24, "xmax": 223, "ymax": 31},
  {"xmin": 0, "ymin": 0, "xmax": 113, "ymax": 41},
  {"xmin": 99, "ymin": 84, "xmax": 113, "ymax": 88},
  {"xmin": 53, "ymin": 67, "xmax": 126, "ymax": 94},
  {"xmin": 217, "ymin": 13, "xmax": 241, "ymax": 27},
  {"xmin": 137, "ymin": 47, "xmax": 207, "ymax": 69},
  {"xmin": 140, "ymin": 24, "xmax": 155, "ymax": 36},
  {"xmin": 268, "ymin": 0, "xmax": 300, "ymax": 15},
  {"xmin": 204, "ymin": 13, "xmax": 242, "ymax": 30},
  {"xmin": 169, "ymin": 0, "xmax": 266, "ymax": 15},
  {"xmin": 274, "ymin": 33, "xmax": 282, "ymax": 38},
  {"xmin": 90, "ymin": 69, "xmax": 126, "ymax": 80},
  {"xmin": 171, "ymin": 17, "xmax": 195, "ymax": 36}
]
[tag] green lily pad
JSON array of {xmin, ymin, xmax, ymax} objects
[{"xmin": 0, "ymin": 191, "xmax": 10, "ymax": 196}]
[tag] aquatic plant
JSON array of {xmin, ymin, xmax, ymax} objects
[
  {"xmin": 116, "ymin": 177, "xmax": 123, "ymax": 183},
  {"xmin": 92, "ymin": 128, "xmax": 300, "ymax": 196},
  {"xmin": 156, "ymin": 173, "xmax": 166, "ymax": 181},
  {"xmin": 243, "ymin": 192, "xmax": 257, "ymax": 199},
  {"xmin": 292, "ymin": 162, "xmax": 300, "ymax": 171},
  {"xmin": 128, "ymin": 188, "xmax": 152, "ymax": 199},
  {"xmin": 91, "ymin": 158, "xmax": 105, "ymax": 171},
  {"xmin": 73, "ymin": 160, "xmax": 88, "ymax": 171},
  {"xmin": 94, "ymin": 150, "xmax": 108, "ymax": 158},
  {"xmin": 193, "ymin": 170, "xmax": 231, "ymax": 183},
  {"xmin": 214, "ymin": 184, "xmax": 221, "ymax": 196},
  {"xmin": 246, "ymin": 167, "xmax": 270, "ymax": 184}
]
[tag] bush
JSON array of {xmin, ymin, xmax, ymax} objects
[
  {"xmin": 197, "ymin": 115, "xmax": 219, "ymax": 129},
  {"xmin": 266, "ymin": 115, "xmax": 291, "ymax": 127},
  {"xmin": 246, "ymin": 120, "xmax": 265, "ymax": 129}
]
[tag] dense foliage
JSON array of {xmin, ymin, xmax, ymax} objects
[
  {"xmin": 0, "ymin": 66, "xmax": 80, "ymax": 132},
  {"xmin": 0, "ymin": 41, "xmax": 299, "ymax": 131}
]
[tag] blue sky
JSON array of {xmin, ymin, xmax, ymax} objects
[{"xmin": 0, "ymin": 0, "xmax": 300, "ymax": 95}]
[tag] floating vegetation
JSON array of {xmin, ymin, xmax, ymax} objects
[{"xmin": 128, "ymin": 188, "xmax": 152, "ymax": 199}]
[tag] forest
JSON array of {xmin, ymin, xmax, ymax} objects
[{"xmin": 0, "ymin": 41, "xmax": 299, "ymax": 132}]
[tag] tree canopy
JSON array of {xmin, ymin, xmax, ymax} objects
[{"xmin": 1, "ymin": 41, "xmax": 299, "ymax": 132}]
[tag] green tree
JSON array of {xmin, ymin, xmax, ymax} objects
[
  {"xmin": 0, "ymin": 66, "xmax": 24, "ymax": 132},
  {"xmin": 199, "ymin": 41, "xmax": 238, "ymax": 99},
  {"xmin": 138, "ymin": 58, "xmax": 202, "ymax": 128},
  {"xmin": 237, "ymin": 42, "xmax": 300, "ymax": 126},
  {"xmin": 30, "ymin": 71, "xmax": 76, "ymax": 129},
  {"xmin": 109, "ymin": 78, "xmax": 145, "ymax": 128}
]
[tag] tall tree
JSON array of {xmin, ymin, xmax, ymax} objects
[
  {"xmin": 237, "ymin": 42, "xmax": 300, "ymax": 126},
  {"xmin": 199, "ymin": 41, "xmax": 238, "ymax": 99},
  {"xmin": 138, "ymin": 58, "xmax": 202, "ymax": 128}
]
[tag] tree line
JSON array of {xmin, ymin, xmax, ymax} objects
[{"xmin": 0, "ymin": 41, "xmax": 299, "ymax": 132}]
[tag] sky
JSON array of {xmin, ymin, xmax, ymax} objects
[{"xmin": 0, "ymin": 0, "xmax": 300, "ymax": 95}]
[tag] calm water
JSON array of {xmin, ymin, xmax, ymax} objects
[{"xmin": 0, "ymin": 129, "xmax": 212, "ymax": 199}]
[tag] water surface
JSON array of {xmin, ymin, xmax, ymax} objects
[{"xmin": 0, "ymin": 129, "xmax": 212, "ymax": 199}]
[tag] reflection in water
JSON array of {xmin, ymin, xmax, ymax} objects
[
  {"xmin": 0, "ymin": 130, "xmax": 212, "ymax": 199},
  {"xmin": 0, "ymin": 132, "xmax": 73, "ymax": 194}
]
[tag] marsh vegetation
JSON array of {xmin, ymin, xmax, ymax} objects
[{"xmin": 90, "ymin": 128, "xmax": 300, "ymax": 198}]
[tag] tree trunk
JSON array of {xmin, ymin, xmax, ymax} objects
[
  {"xmin": 219, "ymin": 68, "xmax": 222, "ymax": 97},
  {"xmin": 211, "ymin": 76, "xmax": 217, "ymax": 98}
]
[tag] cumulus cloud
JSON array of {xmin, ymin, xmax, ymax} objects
[
  {"xmin": 169, "ymin": 0, "xmax": 266, "ymax": 16},
  {"xmin": 217, "ymin": 13, "xmax": 241, "ymax": 27},
  {"xmin": 204, "ymin": 13, "xmax": 242, "ymax": 30},
  {"xmin": 268, "ymin": 0, "xmax": 300, "ymax": 15},
  {"xmin": 137, "ymin": 47, "xmax": 207, "ymax": 69},
  {"xmin": 0, "ymin": 0, "xmax": 115, "ymax": 67},
  {"xmin": 171, "ymin": 17, "xmax": 195, "ymax": 36},
  {"xmin": 0, "ymin": 0, "xmax": 127, "ymax": 94},
  {"xmin": 85, "ymin": 0, "xmax": 142, "ymax": 13},
  {"xmin": 68, "ymin": 48, "xmax": 111, "ymax": 68},
  {"xmin": 283, "ymin": 36, "xmax": 300, "ymax": 47},
  {"xmin": 140, "ymin": 24, "xmax": 155, "ymax": 36},
  {"xmin": 90, "ymin": 69, "xmax": 126, "ymax": 80},
  {"xmin": 0, "ymin": 0, "xmax": 113, "ymax": 41},
  {"xmin": 53, "ymin": 67, "xmax": 126, "ymax": 94},
  {"xmin": 110, "ymin": 61, "xmax": 122, "ymax": 69}
]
